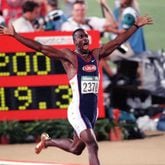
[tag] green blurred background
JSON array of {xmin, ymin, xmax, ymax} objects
[{"xmin": 61, "ymin": 0, "xmax": 165, "ymax": 52}]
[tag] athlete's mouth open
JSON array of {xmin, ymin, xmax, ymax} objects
[
  {"xmin": 83, "ymin": 42, "xmax": 89, "ymax": 50},
  {"xmin": 83, "ymin": 44, "xmax": 89, "ymax": 50}
]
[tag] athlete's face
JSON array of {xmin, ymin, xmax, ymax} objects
[{"xmin": 74, "ymin": 30, "xmax": 89, "ymax": 53}]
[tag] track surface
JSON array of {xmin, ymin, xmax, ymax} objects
[{"xmin": 0, "ymin": 131, "xmax": 165, "ymax": 165}]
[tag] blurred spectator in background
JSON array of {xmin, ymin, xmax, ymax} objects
[
  {"xmin": 114, "ymin": 0, "xmax": 140, "ymax": 13},
  {"xmin": 1, "ymin": 0, "xmax": 24, "ymax": 25},
  {"xmin": 0, "ymin": 10, "xmax": 5, "ymax": 26},
  {"xmin": 12, "ymin": 1, "xmax": 41, "ymax": 33},
  {"xmin": 41, "ymin": 0, "xmax": 67, "ymax": 31},
  {"xmin": 61, "ymin": 0, "xmax": 120, "ymax": 34},
  {"xmin": 113, "ymin": 0, "xmax": 146, "ymax": 54}
]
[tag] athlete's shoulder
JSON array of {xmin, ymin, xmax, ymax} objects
[
  {"xmin": 60, "ymin": 48, "xmax": 77, "ymax": 62},
  {"xmin": 61, "ymin": 48, "xmax": 73, "ymax": 54},
  {"xmin": 90, "ymin": 48, "xmax": 100, "ymax": 60}
]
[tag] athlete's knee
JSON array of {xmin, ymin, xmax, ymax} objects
[{"xmin": 87, "ymin": 140, "xmax": 99, "ymax": 152}]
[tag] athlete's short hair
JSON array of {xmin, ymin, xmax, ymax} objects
[{"xmin": 72, "ymin": 28, "xmax": 86, "ymax": 41}]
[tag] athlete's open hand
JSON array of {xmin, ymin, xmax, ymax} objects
[
  {"xmin": 0, "ymin": 24, "xmax": 15, "ymax": 36},
  {"xmin": 135, "ymin": 15, "xmax": 153, "ymax": 27}
]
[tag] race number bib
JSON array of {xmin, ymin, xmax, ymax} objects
[{"xmin": 81, "ymin": 76, "xmax": 99, "ymax": 94}]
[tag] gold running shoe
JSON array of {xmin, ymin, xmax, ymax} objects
[{"xmin": 35, "ymin": 133, "xmax": 50, "ymax": 154}]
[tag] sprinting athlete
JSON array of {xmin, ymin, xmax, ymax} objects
[{"xmin": 0, "ymin": 15, "xmax": 152, "ymax": 165}]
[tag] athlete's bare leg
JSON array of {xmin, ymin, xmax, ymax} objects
[
  {"xmin": 35, "ymin": 132, "xmax": 85, "ymax": 155},
  {"xmin": 35, "ymin": 129, "xmax": 100, "ymax": 165},
  {"xmin": 80, "ymin": 129, "xmax": 100, "ymax": 165}
]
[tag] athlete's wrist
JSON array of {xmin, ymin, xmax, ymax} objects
[{"xmin": 133, "ymin": 23, "xmax": 139, "ymax": 28}]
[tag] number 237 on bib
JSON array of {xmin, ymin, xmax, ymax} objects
[{"xmin": 81, "ymin": 76, "xmax": 99, "ymax": 94}]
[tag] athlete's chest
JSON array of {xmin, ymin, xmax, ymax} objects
[
  {"xmin": 77, "ymin": 54, "xmax": 98, "ymax": 75},
  {"xmin": 76, "ymin": 55, "xmax": 99, "ymax": 94}
]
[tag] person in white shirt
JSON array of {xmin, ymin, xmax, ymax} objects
[
  {"xmin": 61, "ymin": 0, "xmax": 120, "ymax": 34},
  {"xmin": 12, "ymin": 1, "xmax": 40, "ymax": 33}
]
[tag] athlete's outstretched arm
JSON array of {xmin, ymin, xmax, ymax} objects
[
  {"xmin": 98, "ymin": 15, "xmax": 153, "ymax": 59},
  {"xmin": 0, "ymin": 25, "xmax": 69, "ymax": 60}
]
